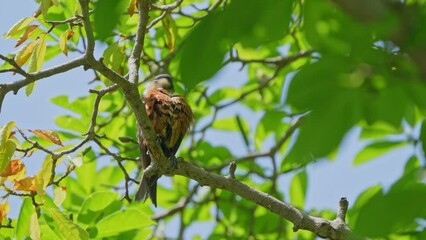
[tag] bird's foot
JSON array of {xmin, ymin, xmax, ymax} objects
[
  {"xmin": 169, "ymin": 155, "xmax": 178, "ymax": 169},
  {"xmin": 156, "ymin": 135, "xmax": 163, "ymax": 145}
]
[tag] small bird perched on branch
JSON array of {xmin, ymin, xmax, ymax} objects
[{"xmin": 135, "ymin": 74, "xmax": 194, "ymax": 207}]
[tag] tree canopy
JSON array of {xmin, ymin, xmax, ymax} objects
[{"xmin": 1, "ymin": 0, "xmax": 426, "ymax": 239}]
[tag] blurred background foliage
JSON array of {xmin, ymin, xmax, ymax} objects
[{"xmin": 1, "ymin": 0, "xmax": 426, "ymax": 239}]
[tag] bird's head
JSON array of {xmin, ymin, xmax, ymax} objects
[{"xmin": 144, "ymin": 74, "xmax": 174, "ymax": 95}]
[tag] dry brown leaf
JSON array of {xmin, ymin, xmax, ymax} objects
[
  {"xmin": 15, "ymin": 25, "xmax": 39, "ymax": 48},
  {"xmin": 29, "ymin": 129, "xmax": 63, "ymax": 146},
  {"xmin": 0, "ymin": 159, "xmax": 25, "ymax": 177},
  {"xmin": 14, "ymin": 176, "xmax": 36, "ymax": 192}
]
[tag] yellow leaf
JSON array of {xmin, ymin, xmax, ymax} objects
[
  {"xmin": 4, "ymin": 17, "xmax": 35, "ymax": 38},
  {"xmin": 35, "ymin": 156, "xmax": 53, "ymax": 197},
  {"xmin": 127, "ymin": 0, "xmax": 137, "ymax": 16},
  {"xmin": 59, "ymin": 29, "xmax": 69, "ymax": 56},
  {"xmin": 0, "ymin": 122, "xmax": 17, "ymax": 173},
  {"xmin": 0, "ymin": 201, "xmax": 10, "ymax": 223},
  {"xmin": 14, "ymin": 41, "xmax": 37, "ymax": 67},
  {"xmin": 30, "ymin": 129, "xmax": 63, "ymax": 146},
  {"xmin": 30, "ymin": 211, "xmax": 41, "ymax": 240},
  {"xmin": 14, "ymin": 176, "xmax": 36, "ymax": 192},
  {"xmin": 15, "ymin": 25, "xmax": 39, "ymax": 48},
  {"xmin": 54, "ymin": 186, "xmax": 67, "ymax": 206},
  {"xmin": 162, "ymin": 14, "xmax": 178, "ymax": 52},
  {"xmin": 36, "ymin": 37, "xmax": 46, "ymax": 71}
]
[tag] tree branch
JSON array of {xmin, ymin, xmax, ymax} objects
[{"xmin": 173, "ymin": 160, "xmax": 352, "ymax": 240}]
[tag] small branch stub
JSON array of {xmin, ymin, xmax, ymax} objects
[
  {"xmin": 228, "ymin": 161, "xmax": 236, "ymax": 179},
  {"xmin": 337, "ymin": 197, "xmax": 349, "ymax": 222}
]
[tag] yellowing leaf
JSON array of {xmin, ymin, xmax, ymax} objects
[
  {"xmin": 162, "ymin": 14, "xmax": 178, "ymax": 51},
  {"xmin": 51, "ymin": 0, "xmax": 60, "ymax": 6},
  {"xmin": 0, "ymin": 122, "xmax": 15, "ymax": 145},
  {"xmin": 15, "ymin": 41, "xmax": 38, "ymax": 67},
  {"xmin": 14, "ymin": 176, "xmax": 36, "ymax": 192},
  {"xmin": 26, "ymin": 38, "xmax": 46, "ymax": 96},
  {"xmin": 30, "ymin": 211, "xmax": 41, "ymax": 240},
  {"xmin": 45, "ymin": 207, "xmax": 90, "ymax": 240},
  {"xmin": 54, "ymin": 186, "xmax": 67, "ymax": 206},
  {"xmin": 35, "ymin": 156, "xmax": 53, "ymax": 197},
  {"xmin": 15, "ymin": 25, "xmax": 39, "ymax": 48},
  {"xmin": 41, "ymin": 0, "xmax": 53, "ymax": 17},
  {"xmin": 0, "ymin": 122, "xmax": 17, "ymax": 173},
  {"xmin": 127, "ymin": 0, "xmax": 137, "ymax": 16},
  {"xmin": 59, "ymin": 29, "xmax": 69, "ymax": 56},
  {"xmin": 0, "ymin": 159, "xmax": 25, "ymax": 178},
  {"xmin": 4, "ymin": 17, "xmax": 36, "ymax": 38},
  {"xmin": 30, "ymin": 129, "xmax": 63, "ymax": 146},
  {"xmin": 0, "ymin": 201, "xmax": 10, "ymax": 223}
]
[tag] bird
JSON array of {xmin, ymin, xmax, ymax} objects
[{"xmin": 135, "ymin": 74, "xmax": 194, "ymax": 207}]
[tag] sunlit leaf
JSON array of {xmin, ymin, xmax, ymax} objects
[
  {"xmin": 30, "ymin": 211, "xmax": 41, "ymax": 240},
  {"xmin": 95, "ymin": 208, "xmax": 155, "ymax": 238},
  {"xmin": 41, "ymin": 0, "xmax": 53, "ymax": 17},
  {"xmin": 30, "ymin": 129, "xmax": 64, "ymax": 146},
  {"xmin": 35, "ymin": 156, "xmax": 53, "ymax": 197},
  {"xmin": 54, "ymin": 186, "xmax": 67, "ymax": 206},
  {"xmin": 15, "ymin": 25, "xmax": 39, "ymax": 47},
  {"xmin": 16, "ymin": 198, "xmax": 33, "ymax": 239},
  {"xmin": 290, "ymin": 169, "xmax": 308, "ymax": 208},
  {"xmin": 44, "ymin": 206, "xmax": 89, "ymax": 240},
  {"xmin": 59, "ymin": 29, "xmax": 69, "ymax": 56},
  {"xmin": 353, "ymin": 141, "xmax": 407, "ymax": 165},
  {"xmin": 14, "ymin": 176, "xmax": 36, "ymax": 192},
  {"xmin": 162, "ymin": 13, "xmax": 178, "ymax": 51},
  {"xmin": 69, "ymin": 156, "xmax": 82, "ymax": 167},
  {"xmin": 77, "ymin": 191, "xmax": 120, "ymax": 225},
  {"xmin": 4, "ymin": 17, "xmax": 36, "ymax": 38},
  {"xmin": 0, "ymin": 122, "xmax": 17, "ymax": 173},
  {"xmin": 15, "ymin": 41, "xmax": 38, "ymax": 67},
  {"xmin": 0, "ymin": 201, "xmax": 10, "ymax": 223}
]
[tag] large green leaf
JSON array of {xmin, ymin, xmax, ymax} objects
[
  {"xmin": 93, "ymin": 0, "xmax": 127, "ymax": 41},
  {"xmin": 353, "ymin": 140, "xmax": 408, "ymax": 165},
  {"xmin": 77, "ymin": 191, "xmax": 121, "ymax": 226},
  {"xmin": 44, "ymin": 206, "xmax": 89, "ymax": 240},
  {"xmin": 15, "ymin": 198, "xmax": 34, "ymax": 239},
  {"xmin": 95, "ymin": 208, "xmax": 154, "ymax": 238},
  {"xmin": 289, "ymin": 169, "xmax": 308, "ymax": 208},
  {"xmin": 353, "ymin": 183, "xmax": 426, "ymax": 237}
]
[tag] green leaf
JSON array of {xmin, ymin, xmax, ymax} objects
[
  {"xmin": 353, "ymin": 183, "xmax": 426, "ymax": 237},
  {"xmin": 213, "ymin": 117, "xmax": 250, "ymax": 132},
  {"xmin": 93, "ymin": 0, "xmax": 127, "ymax": 41},
  {"xmin": 16, "ymin": 198, "xmax": 34, "ymax": 239},
  {"xmin": 353, "ymin": 141, "xmax": 407, "ymax": 165},
  {"xmin": 95, "ymin": 208, "xmax": 155, "ymax": 238},
  {"xmin": 420, "ymin": 119, "xmax": 426, "ymax": 157},
  {"xmin": 0, "ymin": 121, "xmax": 15, "ymax": 145},
  {"xmin": 4, "ymin": 17, "xmax": 35, "ymax": 38},
  {"xmin": 289, "ymin": 170, "xmax": 308, "ymax": 208},
  {"xmin": 77, "ymin": 191, "xmax": 121, "ymax": 226},
  {"xmin": 0, "ymin": 122, "xmax": 17, "ymax": 173},
  {"xmin": 44, "ymin": 206, "xmax": 89, "ymax": 240},
  {"xmin": 35, "ymin": 156, "xmax": 53, "ymax": 197}
]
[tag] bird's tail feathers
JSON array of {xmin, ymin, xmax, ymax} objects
[{"xmin": 135, "ymin": 174, "xmax": 158, "ymax": 207}]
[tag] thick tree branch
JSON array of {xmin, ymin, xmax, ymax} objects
[{"xmin": 173, "ymin": 160, "xmax": 352, "ymax": 240}]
